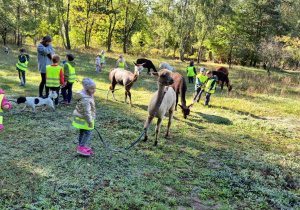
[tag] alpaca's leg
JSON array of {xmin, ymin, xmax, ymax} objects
[
  {"xmin": 127, "ymin": 89, "xmax": 132, "ymax": 106},
  {"xmin": 221, "ymin": 81, "xmax": 224, "ymax": 90},
  {"xmin": 154, "ymin": 117, "xmax": 163, "ymax": 146},
  {"xmin": 175, "ymin": 93, "xmax": 179, "ymax": 111},
  {"xmin": 165, "ymin": 109, "xmax": 174, "ymax": 138},
  {"xmin": 124, "ymin": 90, "xmax": 128, "ymax": 103},
  {"xmin": 106, "ymin": 89, "xmax": 110, "ymax": 100},
  {"xmin": 143, "ymin": 115, "xmax": 154, "ymax": 142}
]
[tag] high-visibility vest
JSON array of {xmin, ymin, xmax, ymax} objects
[
  {"xmin": 118, "ymin": 61, "xmax": 125, "ymax": 69},
  {"xmin": 65, "ymin": 63, "xmax": 76, "ymax": 83},
  {"xmin": 16, "ymin": 55, "xmax": 28, "ymax": 71},
  {"xmin": 187, "ymin": 66, "xmax": 195, "ymax": 77},
  {"xmin": 0, "ymin": 94, "xmax": 4, "ymax": 127},
  {"xmin": 101, "ymin": 55, "xmax": 105, "ymax": 63},
  {"xmin": 72, "ymin": 117, "xmax": 94, "ymax": 130},
  {"xmin": 197, "ymin": 74, "xmax": 208, "ymax": 84},
  {"xmin": 204, "ymin": 78, "xmax": 217, "ymax": 93},
  {"xmin": 46, "ymin": 65, "xmax": 61, "ymax": 87}
]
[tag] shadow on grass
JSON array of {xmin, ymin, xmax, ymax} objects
[{"xmin": 195, "ymin": 112, "xmax": 233, "ymax": 125}]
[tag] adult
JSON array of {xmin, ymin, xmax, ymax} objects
[{"xmin": 37, "ymin": 35, "xmax": 55, "ymax": 97}]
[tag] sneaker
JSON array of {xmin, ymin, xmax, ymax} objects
[
  {"xmin": 77, "ymin": 146, "xmax": 90, "ymax": 156},
  {"xmin": 19, "ymin": 84, "xmax": 25, "ymax": 87},
  {"xmin": 55, "ymin": 103, "xmax": 60, "ymax": 107},
  {"xmin": 83, "ymin": 146, "xmax": 91, "ymax": 151},
  {"xmin": 60, "ymin": 100, "xmax": 67, "ymax": 104}
]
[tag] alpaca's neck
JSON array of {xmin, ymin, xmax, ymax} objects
[
  {"xmin": 155, "ymin": 82, "xmax": 166, "ymax": 106},
  {"xmin": 180, "ymin": 89, "xmax": 187, "ymax": 106}
]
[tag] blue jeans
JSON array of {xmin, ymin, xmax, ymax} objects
[
  {"xmin": 205, "ymin": 92, "xmax": 211, "ymax": 105},
  {"xmin": 62, "ymin": 83, "xmax": 73, "ymax": 103},
  {"xmin": 78, "ymin": 129, "xmax": 93, "ymax": 147}
]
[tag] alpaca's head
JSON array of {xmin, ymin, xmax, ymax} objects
[
  {"xmin": 178, "ymin": 104, "xmax": 192, "ymax": 119},
  {"xmin": 133, "ymin": 62, "xmax": 144, "ymax": 75},
  {"xmin": 158, "ymin": 69, "xmax": 174, "ymax": 86}
]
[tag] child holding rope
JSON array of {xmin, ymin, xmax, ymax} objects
[
  {"xmin": 72, "ymin": 78, "xmax": 96, "ymax": 156},
  {"xmin": 194, "ymin": 67, "xmax": 207, "ymax": 103}
]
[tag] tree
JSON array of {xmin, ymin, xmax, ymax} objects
[{"xmin": 56, "ymin": 0, "xmax": 72, "ymax": 49}]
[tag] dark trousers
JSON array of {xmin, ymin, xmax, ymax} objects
[
  {"xmin": 194, "ymin": 88, "xmax": 203, "ymax": 102},
  {"xmin": 188, "ymin": 77, "xmax": 194, "ymax": 83},
  {"xmin": 205, "ymin": 92, "xmax": 211, "ymax": 105},
  {"xmin": 48, "ymin": 87, "xmax": 60, "ymax": 105},
  {"xmin": 18, "ymin": 70, "xmax": 26, "ymax": 84},
  {"xmin": 39, "ymin": 73, "xmax": 47, "ymax": 97},
  {"xmin": 62, "ymin": 83, "xmax": 73, "ymax": 103}
]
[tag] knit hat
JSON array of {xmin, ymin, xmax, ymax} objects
[
  {"xmin": 200, "ymin": 67, "xmax": 206, "ymax": 72},
  {"xmin": 82, "ymin": 78, "xmax": 96, "ymax": 90},
  {"xmin": 101, "ymin": 50, "xmax": 105, "ymax": 53}
]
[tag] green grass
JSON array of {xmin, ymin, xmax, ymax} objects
[{"xmin": 0, "ymin": 45, "xmax": 299, "ymax": 209}]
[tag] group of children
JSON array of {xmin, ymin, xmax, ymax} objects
[
  {"xmin": 187, "ymin": 61, "xmax": 218, "ymax": 106},
  {"xmin": 10, "ymin": 47, "xmax": 97, "ymax": 156}
]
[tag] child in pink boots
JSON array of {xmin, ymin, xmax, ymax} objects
[
  {"xmin": 0, "ymin": 88, "xmax": 12, "ymax": 130},
  {"xmin": 72, "ymin": 78, "xmax": 96, "ymax": 156}
]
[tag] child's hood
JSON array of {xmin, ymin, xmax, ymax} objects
[
  {"xmin": 74, "ymin": 90, "xmax": 91, "ymax": 101},
  {"xmin": 68, "ymin": 60, "xmax": 76, "ymax": 67}
]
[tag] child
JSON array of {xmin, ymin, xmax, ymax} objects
[
  {"xmin": 45, "ymin": 54, "xmax": 65, "ymax": 105},
  {"xmin": 72, "ymin": 78, "xmax": 96, "ymax": 156},
  {"xmin": 194, "ymin": 67, "xmax": 208, "ymax": 102},
  {"xmin": 16, "ymin": 48, "xmax": 30, "ymax": 87},
  {"xmin": 61, "ymin": 54, "xmax": 75, "ymax": 105},
  {"xmin": 100, "ymin": 50, "xmax": 105, "ymax": 71},
  {"xmin": 95, "ymin": 54, "xmax": 102, "ymax": 73},
  {"xmin": 5, "ymin": 47, "xmax": 9, "ymax": 55},
  {"xmin": 187, "ymin": 61, "xmax": 196, "ymax": 83},
  {"xmin": 0, "ymin": 88, "xmax": 12, "ymax": 130},
  {"xmin": 203, "ymin": 71, "xmax": 217, "ymax": 106},
  {"xmin": 116, "ymin": 55, "xmax": 128, "ymax": 69}
]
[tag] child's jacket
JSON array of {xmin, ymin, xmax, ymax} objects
[
  {"xmin": 73, "ymin": 90, "xmax": 96, "ymax": 130},
  {"xmin": 0, "ymin": 89, "xmax": 12, "ymax": 130}
]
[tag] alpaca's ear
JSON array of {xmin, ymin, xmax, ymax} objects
[
  {"xmin": 141, "ymin": 62, "xmax": 146, "ymax": 66},
  {"xmin": 151, "ymin": 72, "xmax": 159, "ymax": 76},
  {"xmin": 178, "ymin": 104, "xmax": 183, "ymax": 108},
  {"xmin": 188, "ymin": 104, "xmax": 193, "ymax": 109},
  {"xmin": 133, "ymin": 62, "xmax": 137, "ymax": 66}
]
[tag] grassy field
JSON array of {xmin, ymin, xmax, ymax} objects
[{"xmin": 0, "ymin": 45, "xmax": 299, "ymax": 209}]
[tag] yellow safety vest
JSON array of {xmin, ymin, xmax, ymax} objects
[
  {"xmin": 204, "ymin": 78, "xmax": 217, "ymax": 93},
  {"xmin": 187, "ymin": 66, "xmax": 195, "ymax": 77},
  {"xmin": 197, "ymin": 74, "xmax": 208, "ymax": 84},
  {"xmin": 101, "ymin": 55, "xmax": 105, "ymax": 63},
  {"xmin": 72, "ymin": 117, "xmax": 95, "ymax": 130},
  {"xmin": 46, "ymin": 65, "xmax": 61, "ymax": 87},
  {"xmin": 118, "ymin": 61, "xmax": 125, "ymax": 69},
  {"xmin": 65, "ymin": 63, "xmax": 76, "ymax": 83},
  {"xmin": 0, "ymin": 94, "xmax": 4, "ymax": 126},
  {"xmin": 16, "ymin": 55, "xmax": 28, "ymax": 71}
]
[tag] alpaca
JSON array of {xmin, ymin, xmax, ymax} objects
[
  {"xmin": 170, "ymin": 72, "xmax": 192, "ymax": 119},
  {"xmin": 159, "ymin": 62, "xmax": 175, "ymax": 71},
  {"xmin": 107, "ymin": 63, "xmax": 144, "ymax": 106},
  {"xmin": 216, "ymin": 66, "xmax": 229, "ymax": 76},
  {"xmin": 136, "ymin": 58, "xmax": 157, "ymax": 75},
  {"xmin": 143, "ymin": 69, "xmax": 176, "ymax": 146},
  {"xmin": 212, "ymin": 71, "xmax": 232, "ymax": 91}
]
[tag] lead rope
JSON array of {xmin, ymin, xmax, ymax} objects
[{"xmin": 95, "ymin": 86, "xmax": 169, "ymax": 152}]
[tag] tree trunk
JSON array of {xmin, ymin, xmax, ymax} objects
[
  {"xmin": 197, "ymin": 29, "xmax": 207, "ymax": 64},
  {"xmin": 17, "ymin": 4, "xmax": 21, "ymax": 46},
  {"xmin": 228, "ymin": 44, "xmax": 234, "ymax": 69},
  {"xmin": 65, "ymin": 0, "xmax": 71, "ymax": 50}
]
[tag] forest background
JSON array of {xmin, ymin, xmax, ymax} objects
[{"xmin": 1, "ymin": 0, "xmax": 300, "ymax": 73}]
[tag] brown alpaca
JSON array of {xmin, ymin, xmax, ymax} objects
[
  {"xmin": 107, "ymin": 63, "xmax": 144, "ymax": 106},
  {"xmin": 144, "ymin": 69, "xmax": 176, "ymax": 146},
  {"xmin": 216, "ymin": 67, "xmax": 229, "ymax": 76},
  {"xmin": 170, "ymin": 72, "xmax": 192, "ymax": 119}
]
